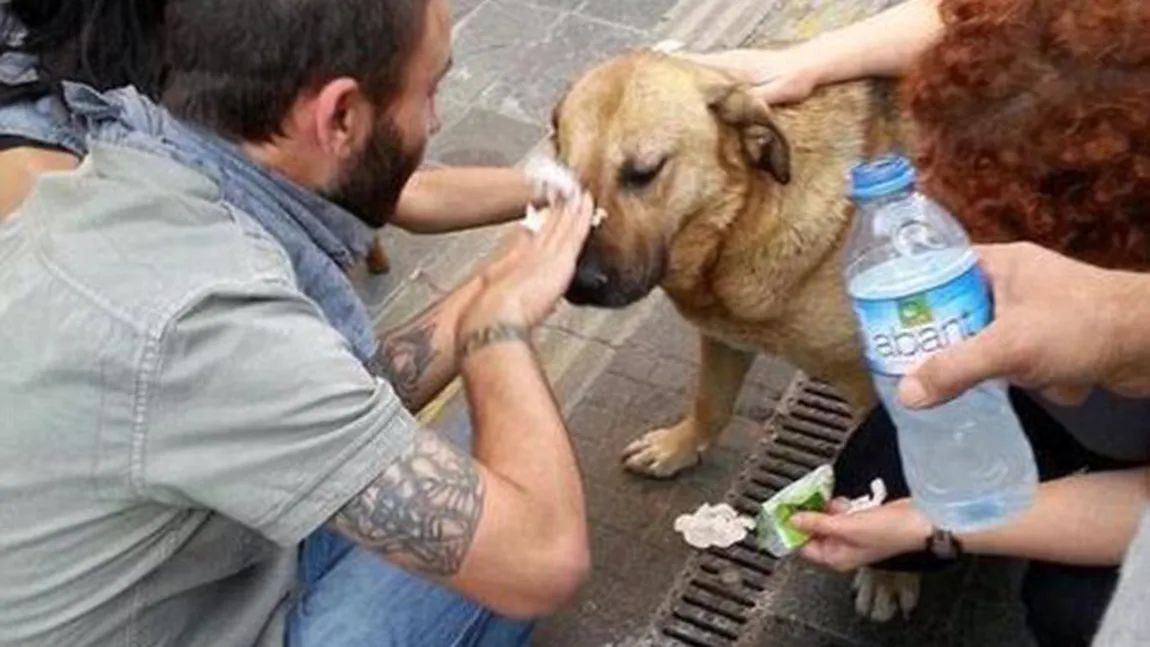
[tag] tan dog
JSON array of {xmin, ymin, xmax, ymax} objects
[{"xmin": 553, "ymin": 50, "xmax": 921, "ymax": 622}]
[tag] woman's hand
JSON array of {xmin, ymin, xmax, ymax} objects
[
  {"xmin": 790, "ymin": 498, "xmax": 932, "ymax": 572},
  {"xmin": 674, "ymin": 46, "xmax": 822, "ymax": 105}
]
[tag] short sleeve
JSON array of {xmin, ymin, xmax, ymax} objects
[{"xmin": 141, "ymin": 280, "xmax": 418, "ymax": 546}]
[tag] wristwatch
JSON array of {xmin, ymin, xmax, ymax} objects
[{"xmin": 925, "ymin": 528, "xmax": 964, "ymax": 560}]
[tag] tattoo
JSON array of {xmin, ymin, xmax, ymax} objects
[
  {"xmin": 369, "ymin": 321, "xmax": 439, "ymax": 409},
  {"xmin": 333, "ymin": 429, "xmax": 485, "ymax": 578},
  {"xmin": 457, "ymin": 323, "xmax": 531, "ymax": 360}
]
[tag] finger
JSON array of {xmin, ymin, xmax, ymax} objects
[
  {"xmin": 747, "ymin": 78, "xmax": 796, "ymax": 105},
  {"xmin": 561, "ymin": 191, "xmax": 596, "ymax": 246},
  {"xmin": 796, "ymin": 540, "xmax": 830, "ymax": 565},
  {"xmin": 797, "ymin": 541, "xmax": 853, "ymax": 573},
  {"xmin": 790, "ymin": 511, "xmax": 839, "ymax": 537},
  {"xmin": 546, "ymin": 191, "xmax": 594, "ymax": 258},
  {"xmin": 536, "ymin": 194, "xmax": 570, "ymax": 242},
  {"xmin": 898, "ymin": 322, "xmax": 1016, "ymax": 408},
  {"xmin": 825, "ymin": 497, "xmax": 852, "ymax": 515},
  {"xmin": 970, "ymin": 243, "xmax": 1025, "ymax": 302}
]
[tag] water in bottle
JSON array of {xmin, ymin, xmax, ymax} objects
[{"xmin": 842, "ymin": 154, "xmax": 1037, "ymax": 533}]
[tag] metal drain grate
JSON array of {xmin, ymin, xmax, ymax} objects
[{"xmin": 642, "ymin": 374, "xmax": 855, "ymax": 647}]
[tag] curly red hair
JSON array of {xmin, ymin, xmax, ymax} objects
[{"xmin": 902, "ymin": 0, "xmax": 1150, "ymax": 269}]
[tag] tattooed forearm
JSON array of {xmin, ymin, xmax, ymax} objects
[
  {"xmin": 332, "ymin": 429, "xmax": 485, "ymax": 578},
  {"xmin": 368, "ymin": 321, "xmax": 439, "ymax": 410}
]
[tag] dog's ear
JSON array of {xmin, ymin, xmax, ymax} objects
[{"xmin": 702, "ymin": 81, "xmax": 791, "ymax": 184}]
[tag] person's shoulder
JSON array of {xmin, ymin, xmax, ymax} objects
[{"xmin": 19, "ymin": 142, "xmax": 298, "ymax": 331}]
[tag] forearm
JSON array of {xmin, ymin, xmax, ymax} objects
[
  {"xmin": 370, "ymin": 276, "xmax": 484, "ymax": 411},
  {"xmin": 920, "ymin": 468, "xmax": 1150, "ymax": 565},
  {"xmin": 449, "ymin": 334, "xmax": 588, "ymax": 616},
  {"xmin": 392, "ymin": 166, "xmax": 533, "ymax": 234},
  {"xmin": 799, "ymin": 0, "xmax": 942, "ymax": 85},
  {"xmin": 461, "ymin": 336, "xmax": 586, "ymax": 547}
]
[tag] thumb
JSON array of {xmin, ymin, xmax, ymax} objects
[
  {"xmin": 789, "ymin": 511, "xmax": 843, "ymax": 537},
  {"xmin": 748, "ymin": 78, "xmax": 799, "ymax": 105},
  {"xmin": 898, "ymin": 323, "xmax": 1013, "ymax": 408}
]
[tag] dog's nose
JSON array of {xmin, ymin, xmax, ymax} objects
[{"xmin": 565, "ymin": 263, "xmax": 610, "ymax": 306}]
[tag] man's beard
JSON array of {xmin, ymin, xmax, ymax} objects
[{"xmin": 324, "ymin": 117, "xmax": 424, "ymax": 228}]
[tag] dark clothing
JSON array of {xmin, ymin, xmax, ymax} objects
[{"xmin": 835, "ymin": 388, "xmax": 1137, "ymax": 645}]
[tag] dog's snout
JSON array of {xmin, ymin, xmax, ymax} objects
[{"xmin": 565, "ymin": 251, "xmax": 611, "ymax": 306}]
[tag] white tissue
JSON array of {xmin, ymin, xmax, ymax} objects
[
  {"xmin": 651, "ymin": 39, "xmax": 685, "ymax": 54},
  {"xmin": 673, "ymin": 503, "xmax": 756, "ymax": 549},
  {"xmin": 845, "ymin": 478, "xmax": 888, "ymax": 514},
  {"xmin": 523, "ymin": 152, "xmax": 581, "ymax": 202},
  {"xmin": 520, "ymin": 152, "xmax": 606, "ymax": 233}
]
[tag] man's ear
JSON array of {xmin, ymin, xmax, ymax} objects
[
  {"xmin": 700, "ymin": 76, "xmax": 791, "ymax": 184},
  {"xmin": 311, "ymin": 77, "xmax": 372, "ymax": 160}
]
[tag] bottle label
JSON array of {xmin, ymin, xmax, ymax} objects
[{"xmin": 851, "ymin": 262, "xmax": 991, "ymax": 376}]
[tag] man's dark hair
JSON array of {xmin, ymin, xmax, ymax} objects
[
  {"xmin": 162, "ymin": 0, "xmax": 432, "ymax": 143},
  {"xmin": 3, "ymin": 0, "xmax": 168, "ymax": 98}
]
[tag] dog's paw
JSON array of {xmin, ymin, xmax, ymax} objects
[
  {"xmin": 852, "ymin": 568, "xmax": 920, "ymax": 623},
  {"xmin": 621, "ymin": 424, "xmax": 704, "ymax": 478}
]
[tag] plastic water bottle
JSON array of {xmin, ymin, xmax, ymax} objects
[{"xmin": 842, "ymin": 154, "xmax": 1037, "ymax": 533}]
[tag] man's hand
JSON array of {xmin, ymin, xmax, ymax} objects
[
  {"xmin": 460, "ymin": 190, "xmax": 595, "ymax": 336},
  {"xmin": 899, "ymin": 243, "xmax": 1150, "ymax": 409},
  {"xmin": 790, "ymin": 499, "xmax": 931, "ymax": 572}
]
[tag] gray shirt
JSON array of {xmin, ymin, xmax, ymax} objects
[
  {"xmin": 1037, "ymin": 390, "xmax": 1150, "ymax": 463},
  {"xmin": 0, "ymin": 143, "xmax": 417, "ymax": 646},
  {"xmin": 1094, "ymin": 506, "xmax": 1150, "ymax": 646}
]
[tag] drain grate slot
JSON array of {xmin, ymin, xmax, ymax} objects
[
  {"xmin": 681, "ymin": 587, "xmax": 751, "ymax": 623},
  {"xmin": 661, "ymin": 623, "xmax": 731, "ymax": 647},
  {"xmin": 780, "ymin": 417, "xmax": 849, "ymax": 443},
  {"xmin": 646, "ymin": 374, "xmax": 855, "ymax": 646},
  {"xmin": 765, "ymin": 444, "xmax": 826, "ymax": 471},
  {"xmin": 670, "ymin": 605, "xmax": 742, "ymax": 639},
  {"xmin": 691, "ymin": 578, "xmax": 756, "ymax": 607},
  {"xmin": 775, "ymin": 431, "xmax": 840, "ymax": 459}
]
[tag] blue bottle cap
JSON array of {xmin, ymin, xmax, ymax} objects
[{"xmin": 848, "ymin": 153, "xmax": 916, "ymax": 200}]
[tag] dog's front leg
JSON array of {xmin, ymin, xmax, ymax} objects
[{"xmin": 623, "ymin": 334, "xmax": 754, "ymax": 478}]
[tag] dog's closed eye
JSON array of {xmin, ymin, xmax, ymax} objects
[{"xmin": 619, "ymin": 156, "xmax": 669, "ymax": 190}]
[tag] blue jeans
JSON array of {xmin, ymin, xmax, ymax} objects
[{"xmin": 287, "ymin": 413, "xmax": 533, "ymax": 647}]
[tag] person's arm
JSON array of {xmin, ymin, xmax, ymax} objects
[
  {"xmin": 334, "ymin": 191, "xmax": 597, "ymax": 618},
  {"xmin": 796, "ymin": 0, "xmax": 943, "ymax": 86},
  {"xmin": 333, "ymin": 331, "xmax": 588, "ymax": 618},
  {"xmin": 957, "ymin": 468, "xmax": 1149, "ymax": 565},
  {"xmin": 367, "ymin": 275, "xmax": 482, "ymax": 412},
  {"xmin": 794, "ymin": 467, "xmax": 1150, "ymax": 572},
  {"xmin": 680, "ymin": 0, "xmax": 942, "ymax": 103},
  {"xmin": 391, "ymin": 166, "xmax": 534, "ymax": 234}
]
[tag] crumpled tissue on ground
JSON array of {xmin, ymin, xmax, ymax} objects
[{"xmin": 673, "ymin": 502, "xmax": 757, "ymax": 549}]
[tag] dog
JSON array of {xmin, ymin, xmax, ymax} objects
[{"xmin": 551, "ymin": 48, "xmax": 923, "ymax": 622}]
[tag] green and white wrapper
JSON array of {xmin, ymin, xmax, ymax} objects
[{"xmin": 756, "ymin": 464, "xmax": 835, "ymax": 557}]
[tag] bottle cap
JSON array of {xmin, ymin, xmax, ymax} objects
[{"xmin": 848, "ymin": 153, "xmax": 916, "ymax": 200}]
